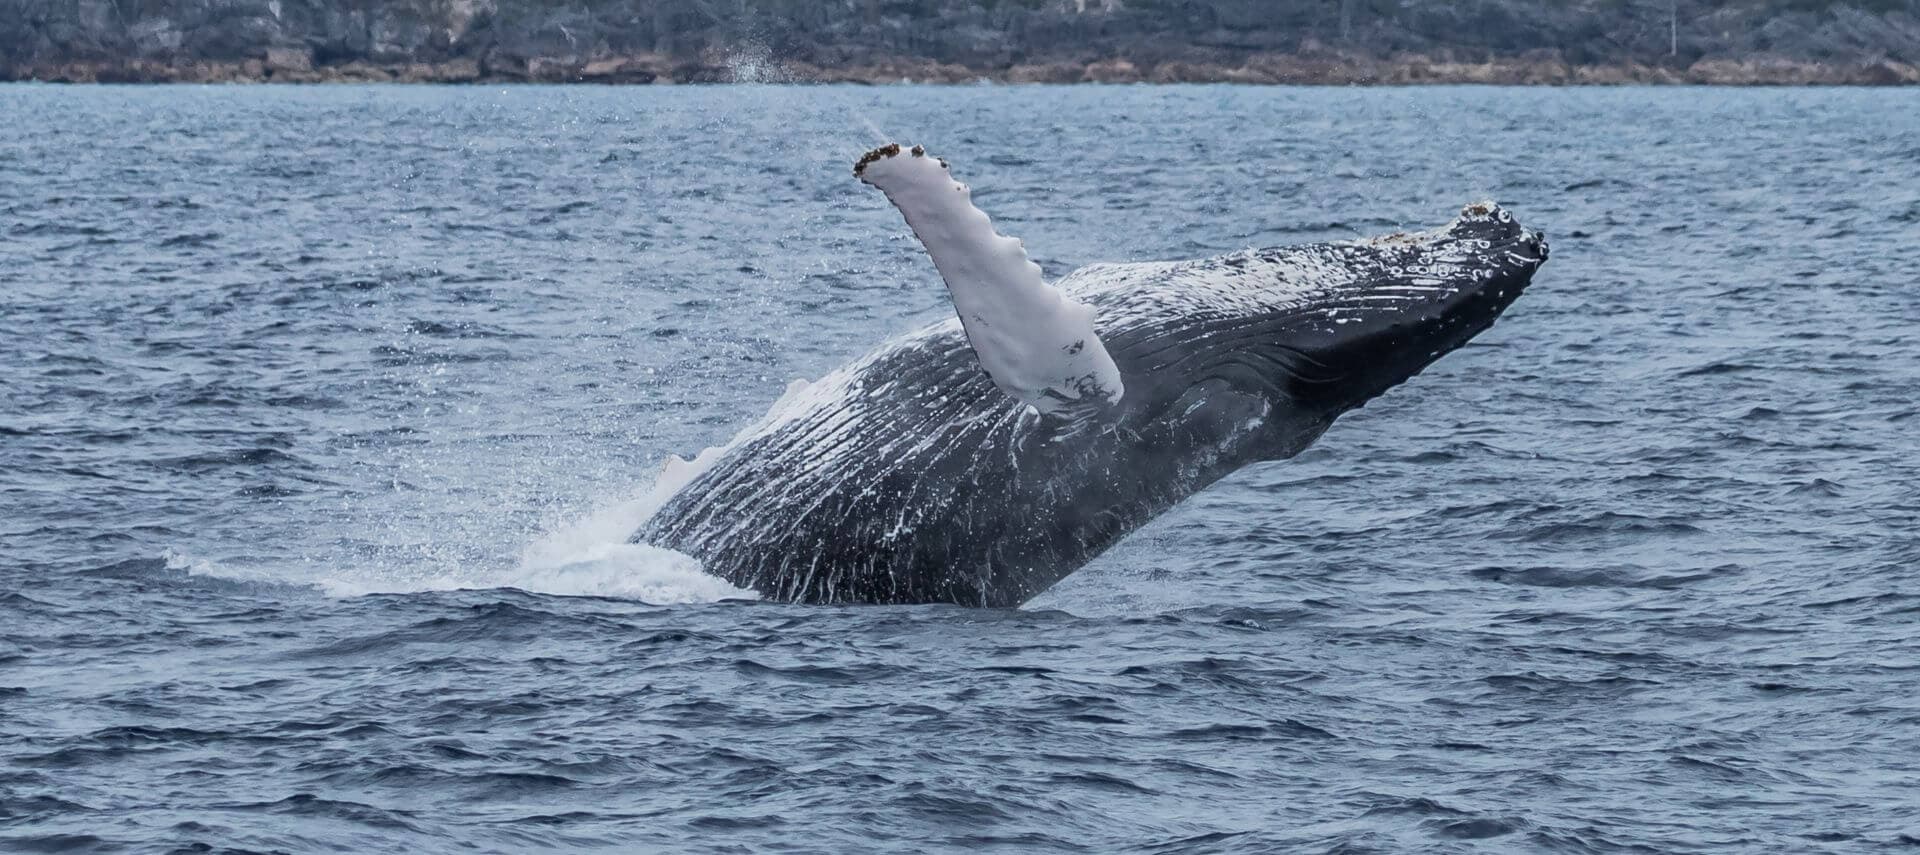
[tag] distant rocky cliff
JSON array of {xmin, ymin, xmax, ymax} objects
[{"xmin": 4, "ymin": 0, "xmax": 1918, "ymax": 83}]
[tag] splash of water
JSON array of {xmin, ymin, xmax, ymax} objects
[
  {"xmin": 510, "ymin": 481, "xmax": 758, "ymax": 603},
  {"xmin": 851, "ymin": 109, "xmax": 891, "ymax": 145},
  {"xmin": 176, "ymin": 477, "xmax": 755, "ymax": 604},
  {"xmin": 720, "ymin": 41, "xmax": 791, "ymax": 84}
]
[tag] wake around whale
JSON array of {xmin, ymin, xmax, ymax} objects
[{"xmin": 632, "ymin": 144, "xmax": 1548, "ymax": 607}]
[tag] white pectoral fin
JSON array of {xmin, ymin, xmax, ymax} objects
[{"xmin": 856, "ymin": 144, "xmax": 1124, "ymax": 423}]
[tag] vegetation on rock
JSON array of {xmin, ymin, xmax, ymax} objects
[{"xmin": 3, "ymin": 0, "xmax": 1916, "ymax": 83}]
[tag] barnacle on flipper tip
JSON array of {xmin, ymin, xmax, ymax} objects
[{"xmin": 853, "ymin": 142, "xmax": 903, "ymax": 177}]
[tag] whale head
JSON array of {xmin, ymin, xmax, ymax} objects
[
  {"xmin": 1273, "ymin": 203, "xmax": 1546, "ymax": 413},
  {"xmin": 1095, "ymin": 202, "xmax": 1548, "ymax": 459}
]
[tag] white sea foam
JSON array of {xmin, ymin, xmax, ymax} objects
[
  {"xmin": 509, "ymin": 482, "xmax": 757, "ymax": 603},
  {"xmin": 506, "ymin": 540, "xmax": 751, "ymax": 603},
  {"xmin": 175, "ymin": 476, "xmax": 755, "ymax": 604}
]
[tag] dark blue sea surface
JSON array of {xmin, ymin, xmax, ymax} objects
[{"xmin": 3, "ymin": 83, "xmax": 1919, "ymax": 852}]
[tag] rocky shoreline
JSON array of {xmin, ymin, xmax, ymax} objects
[
  {"xmin": 9, "ymin": 52, "xmax": 1919, "ymax": 86},
  {"xmin": 9, "ymin": 0, "xmax": 1918, "ymax": 87}
]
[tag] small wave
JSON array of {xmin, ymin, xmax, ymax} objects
[
  {"xmin": 224, "ymin": 794, "xmax": 422, "ymax": 833},
  {"xmin": 1042, "ymin": 771, "xmax": 1157, "ymax": 794},
  {"xmin": 1677, "ymin": 360, "xmax": 1763, "ymax": 377},
  {"xmin": 1492, "ymin": 511, "xmax": 1707, "ymax": 544},
  {"xmin": 1786, "ymin": 478, "xmax": 1844, "ymax": 497},
  {"xmin": 1429, "ymin": 816, "xmax": 1528, "ymax": 840},
  {"xmin": 0, "ymin": 833, "xmax": 111, "ymax": 852},
  {"xmin": 157, "ymin": 232, "xmax": 219, "ymax": 248},
  {"xmin": 732, "ymin": 659, "xmax": 873, "ymax": 684},
  {"xmin": 153, "ymin": 447, "xmax": 308, "ymax": 472},
  {"xmin": 1356, "ymin": 794, "xmax": 1471, "ymax": 818},
  {"xmin": 1469, "ymin": 564, "xmax": 1731, "ymax": 589},
  {"xmin": 1563, "ymin": 178, "xmax": 1633, "ymax": 191},
  {"xmin": 402, "ymin": 318, "xmax": 529, "ymax": 339},
  {"xmin": 369, "ymin": 343, "xmax": 514, "ymax": 366}
]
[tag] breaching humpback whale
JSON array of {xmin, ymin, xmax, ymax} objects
[{"xmin": 634, "ymin": 144, "xmax": 1548, "ymax": 607}]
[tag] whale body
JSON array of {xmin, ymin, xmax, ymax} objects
[{"xmin": 634, "ymin": 145, "xmax": 1548, "ymax": 607}]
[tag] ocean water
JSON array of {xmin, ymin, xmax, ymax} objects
[{"xmin": 3, "ymin": 83, "xmax": 1919, "ymax": 852}]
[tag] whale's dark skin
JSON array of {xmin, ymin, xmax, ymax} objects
[{"xmin": 635, "ymin": 203, "xmax": 1547, "ymax": 607}]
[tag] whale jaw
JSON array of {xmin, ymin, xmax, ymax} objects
[{"xmin": 1278, "ymin": 202, "xmax": 1548, "ymax": 419}]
